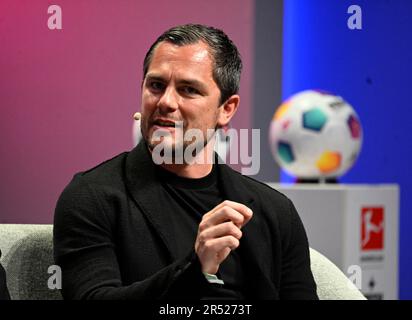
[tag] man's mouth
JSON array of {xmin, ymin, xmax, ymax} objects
[{"xmin": 152, "ymin": 119, "xmax": 177, "ymax": 128}]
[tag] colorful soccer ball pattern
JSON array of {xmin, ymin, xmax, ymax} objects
[{"xmin": 269, "ymin": 90, "xmax": 362, "ymax": 179}]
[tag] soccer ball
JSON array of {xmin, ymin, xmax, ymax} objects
[{"xmin": 269, "ymin": 90, "xmax": 362, "ymax": 180}]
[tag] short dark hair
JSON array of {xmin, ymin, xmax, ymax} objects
[{"xmin": 143, "ymin": 24, "xmax": 242, "ymax": 104}]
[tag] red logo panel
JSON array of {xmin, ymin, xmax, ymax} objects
[{"xmin": 361, "ymin": 207, "xmax": 384, "ymax": 251}]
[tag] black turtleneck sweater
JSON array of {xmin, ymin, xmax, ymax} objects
[{"xmin": 155, "ymin": 165, "xmax": 245, "ymax": 299}]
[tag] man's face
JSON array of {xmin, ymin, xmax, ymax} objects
[{"xmin": 140, "ymin": 41, "xmax": 222, "ymax": 156}]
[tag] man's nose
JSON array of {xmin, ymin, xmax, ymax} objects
[{"xmin": 157, "ymin": 86, "xmax": 179, "ymax": 113}]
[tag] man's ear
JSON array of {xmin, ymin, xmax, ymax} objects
[{"xmin": 217, "ymin": 95, "xmax": 240, "ymax": 127}]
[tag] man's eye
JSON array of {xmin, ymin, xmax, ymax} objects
[
  {"xmin": 181, "ymin": 86, "xmax": 199, "ymax": 95},
  {"xmin": 149, "ymin": 82, "xmax": 164, "ymax": 91}
]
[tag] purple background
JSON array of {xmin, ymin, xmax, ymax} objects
[{"xmin": 0, "ymin": 0, "xmax": 254, "ymax": 223}]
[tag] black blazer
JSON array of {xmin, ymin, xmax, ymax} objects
[
  {"xmin": 53, "ymin": 142, "xmax": 317, "ymax": 300},
  {"xmin": 0, "ymin": 250, "xmax": 11, "ymax": 300}
]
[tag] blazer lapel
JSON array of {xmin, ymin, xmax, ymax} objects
[
  {"xmin": 124, "ymin": 142, "xmax": 178, "ymax": 262},
  {"xmin": 217, "ymin": 164, "xmax": 279, "ymax": 299}
]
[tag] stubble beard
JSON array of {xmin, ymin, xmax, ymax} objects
[{"xmin": 142, "ymin": 124, "xmax": 216, "ymax": 165}]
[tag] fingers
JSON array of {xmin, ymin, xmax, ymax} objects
[
  {"xmin": 198, "ymin": 221, "xmax": 242, "ymax": 245},
  {"xmin": 199, "ymin": 206, "xmax": 244, "ymax": 231},
  {"xmin": 202, "ymin": 200, "xmax": 253, "ymax": 229},
  {"xmin": 203, "ymin": 236, "xmax": 240, "ymax": 253},
  {"xmin": 195, "ymin": 200, "xmax": 253, "ymax": 274}
]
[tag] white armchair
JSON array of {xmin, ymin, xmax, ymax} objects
[
  {"xmin": 0, "ymin": 224, "xmax": 366, "ymax": 300},
  {"xmin": 309, "ymin": 247, "xmax": 366, "ymax": 300}
]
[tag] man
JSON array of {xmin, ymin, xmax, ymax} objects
[{"xmin": 54, "ymin": 24, "xmax": 318, "ymax": 300}]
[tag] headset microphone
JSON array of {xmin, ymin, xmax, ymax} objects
[{"xmin": 133, "ymin": 112, "xmax": 141, "ymax": 121}]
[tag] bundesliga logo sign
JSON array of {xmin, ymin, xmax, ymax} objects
[{"xmin": 361, "ymin": 207, "xmax": 384, "ymax": 251}]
